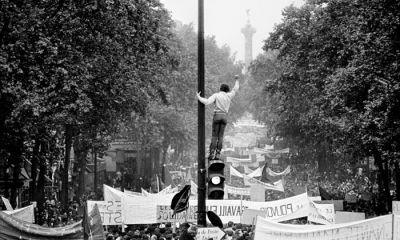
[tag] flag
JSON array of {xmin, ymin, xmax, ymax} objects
[
  {"xmin": 260, "ymin": 163, "xmax": 271, "ymax": 183},
  {"xmin": 87, "ymin": 203, "xmax": 105, "ymax": 240},
  {"xmin": 318, "ymin": 186, "xmax": 333, "ymax": 200},
  {"xmin": 170, "ymin": 185, "xmax": 191, "ymax": 217}
]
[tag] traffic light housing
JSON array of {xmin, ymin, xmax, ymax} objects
[{"xmin": 207, "ymin": 159, "xmax": 225, "ymax": 199}]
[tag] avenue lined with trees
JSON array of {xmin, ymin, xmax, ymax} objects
[{"xmin": 1, "ymin": 0, "xmax": 399, "ymax": 221}]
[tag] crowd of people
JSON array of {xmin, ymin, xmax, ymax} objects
[
  {"xmin": 10, "ymin": 154, "xmax": 392, "ymax": 237},
  {"xmin": 228, "ymin": 160, "xmax": 388, "ymax": 218},
  {"xmin": 103, "ymin": 221, "xmax": 254, "ymax": 240}
]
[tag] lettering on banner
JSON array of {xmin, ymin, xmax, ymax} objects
[
  {"xmin": 210, "ymin": 205, "xmax": 245, "ymax": 217},
  {"xmin": 196, "ymin": 227, "xmax": 225, "ymax": 240},
  {"xmin": 88, "ymin": 200, "xmax": 122, "ymax": 225},
  {"xmin": 255, "ymin": 215, "xmax": 393, "ymax": 240},
  {"xmin": 157, "ymin": 205, "xmax": 197, "ymax": 223},
  {"xmin": 308, "ymin": 202, "xmax": 335, "ymax": 224},
  {"xmin": 260, "ymin": 203, "xmax": 294, "ymax": 218}
]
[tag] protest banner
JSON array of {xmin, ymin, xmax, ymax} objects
[
  {"xmin": 229, "ymin": 166, "xmax": 244, "ymax": 178},
  {"xmin": 156, "ymin": 199, "xmax": 243, "ymax": 224},
  {"xmin": 266, "ymin": 166, "xmax": 291, "ymax": 177},
  {"xmin": 226, "ymin": 156, "xmax": 252, "ymax": 163},
  {"xmin": 103, "ymin": 184, "xmax": 123, "ymax": 201},
  {"xmin": 247, "ymin": 167, "xmax": 262, "ymax": 178},
  {"xmin": 241, "ymin": 209, "xmax": 266, "ymax": 225},
  {"xmin": 307, "ymin": 200, "xmax": 335, "ymax": 224},
  {"xmin": 122, "ymin": 193, "xmax": 175, "ymax": 224},
  {"xmin": 87, "ymin": 200, "xmax": 122, "ymax": 225},
  {"xmin": 225, "ymin": 185, "xmax": 250, "ymax": 196},
  {"xmin": 394, "ymin": 215, "xmax": 400, "ymax": 240},
  {"xmin": 308, "ymin": 196, "xmax": 321, "ymax": 202},
  {"xmin": 335, "ymin": 211, "xmax": 365, "ymax": 224},
  {"xmin": 4, "ymin": 204, "xmax": 34, "ymax": 223},
  {"xmin": 254, "ymin": 214, "xmax": 393, "ymax": 240},
  {"xmin": 196, "ymin": 227, "xmax": 225, "ymax": 240},
  {"xmin": 157, "ymin": 205, "xmax": 197, "ymax": 223},
  {"xmin": 250, "ymin": 185, "xmax": 265, "ymax": 202},
  {"xmin": 245, "ymin": 193, "xmax": 309, "ymax": 222},
  {"xmin": 243, "ymin": 175, "xmax": 284, "ymax": 192},
  {"xmin": 393, "ymin": 201, "xmax": 400, "ymax": 215}
]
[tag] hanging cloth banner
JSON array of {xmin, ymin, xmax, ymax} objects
[
  {"xmin": 225, "ymin": 185, "xmax": 251, "ymax": 196},
  {"xmin": 254, "ymin": 214, "xmax": 393, "ymax": 240},
  {"xmin": 226, "ymin": 156, "xmax": 252, "ymax": 163},
  {"xmin": 244, "ymin": 165, "xmax": 253, "ymax": 174},
  {"xmin": 266, "ymin": 166, "xmax": 291, "ymax": 177},
  {"xmin": 230, "ymin": 165, "xmax": 244, "ymax": 178},
  {"xmin": 4, "ymin": 205, "xmax": 35, "ymax": 223},
  {"xmin": 243, "ymin": 175, "xmax": 285, "ymax": 192},
  {"xmin": 247, "ymin": 167, "xmax": 262, "ymax": 178}
]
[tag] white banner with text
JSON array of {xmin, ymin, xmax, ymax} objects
[{"xmin": 254, "ymin": 214, "xmax": 393, "ymax": 240}]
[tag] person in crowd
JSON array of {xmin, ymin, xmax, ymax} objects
[
  {"xmin": 178, "ymin": 222, "xmax": 194, "ymax": 240},
  {"xmin": 196, "ymin": 75, "xmax": 240, "ymax": 160}
]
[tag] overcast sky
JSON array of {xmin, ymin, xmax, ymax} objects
[{"xmin": 160, "ymin": 0, "xmax": 304, "ymax": 62}]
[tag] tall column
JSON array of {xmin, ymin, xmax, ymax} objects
[{"xmin": 241, "ymin": 10, "xmax": 256, "ymax": 72}]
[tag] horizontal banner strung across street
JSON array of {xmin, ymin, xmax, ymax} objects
[
  {"xmin": 254, "ymin": 214, "xmax": 399, "ymax": 240},
  {"xmin": 103, "ymin": 185, "xmax": 335, "ymax": 226},
  {"xmin": 122, "ymin": 193, "xmax": 309, "ymax": 224}
]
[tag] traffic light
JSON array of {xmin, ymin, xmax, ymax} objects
[{"xmin": 207, "ymin": 159, "xmax": 225, "ymax": 199}]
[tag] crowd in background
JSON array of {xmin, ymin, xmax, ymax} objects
[
  {"xmin": 229, "ymin": 160, "xmax": 389, "ymax": 218},
  {"xmin": 7, "ymin": 156, "xmax": 393, "ymax": 232}
]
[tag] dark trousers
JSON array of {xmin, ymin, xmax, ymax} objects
[{"xmin": 209, "ymin": 113, "xmax": 227, "ymax": 154}]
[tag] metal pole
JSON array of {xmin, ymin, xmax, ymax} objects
[{"xmin": 197, "ymin": 0, "xmax": 206, "ymax": 227}]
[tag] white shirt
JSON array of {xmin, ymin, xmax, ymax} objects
[{"xmin": 198, "ymin": 80, "xmax": 239, "ymax": 113}]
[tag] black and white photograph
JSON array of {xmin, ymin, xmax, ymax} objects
[{"xmin": 0, "ymin": 0, "xmax": 399, "ymax": 239}]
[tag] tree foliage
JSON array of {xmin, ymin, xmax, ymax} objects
[{"xmin": 249, "ymin": 0, "xmax": 400, "ymax": 212}]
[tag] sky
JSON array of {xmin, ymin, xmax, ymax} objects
[{"xmin": 160, "ymin": 0, "xmax": 304, "ymax": 63}]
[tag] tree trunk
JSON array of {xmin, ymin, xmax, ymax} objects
[
  {"xmin": 61, "ymin": 124, "xmax": 73, "ymax": 209},
  {"xmin": 10, "ymin": 137, "xmax": 23, "ymax": 208},
  {"xmin": 11, "ymin": 163, "xmax": 20, "ymax": 208},
  {"xmin": 74, "ymin": 135, "xmax": 89, "ymax": 199},
  {"xmin": 161, "ymin": 144, "xmax": 168, "ymax": 183},
  {"xmin": 29, "ymin": 139, "xmax": 40, "ymax": 201},
  {"xmin": 372, "ymin": 148, "xmax": 390, "ymax": 213},
  {"xmin": 36, "ymin": 147, "xmax": 47, "ymax": 210}
]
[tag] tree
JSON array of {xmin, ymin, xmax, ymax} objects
[{"xmin": 250, "ymin": 0, "xmax": 400, "ymax": 212}]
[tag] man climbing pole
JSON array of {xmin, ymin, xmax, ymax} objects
[{"xmin": 196, "ymin": 75, "xmax": 240, "ymax": 160}]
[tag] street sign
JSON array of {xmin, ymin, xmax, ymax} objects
[{"xmin": 196, "ymin": 227, "xmax": 225, "ymax": 240}]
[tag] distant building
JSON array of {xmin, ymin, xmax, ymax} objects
[{"xmin": 103, "ymin": 140, "xmax": 161, "ymax": 192}]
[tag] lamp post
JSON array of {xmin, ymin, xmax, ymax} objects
[{"xmin": 197, "ymin": 0, "xmax": 206, "ymax": 227}]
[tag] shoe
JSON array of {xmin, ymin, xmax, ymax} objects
[{"xmin": 215, "ymin": 151, "xmax": 221, "ymax": 160}]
